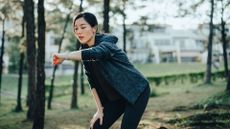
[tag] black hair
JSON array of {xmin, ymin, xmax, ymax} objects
[{"xmin": 73, "ymin": 12, "xmax": 98, "ymax": 28}]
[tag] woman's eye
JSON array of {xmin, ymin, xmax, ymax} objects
[{"xmin": 81, "ymin": 27, "xmax": 86, "ymax": 29}]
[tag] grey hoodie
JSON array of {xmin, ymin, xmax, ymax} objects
[{"xmin": 81, "ymin": 34, "xmax": 149, "ymax": 105}]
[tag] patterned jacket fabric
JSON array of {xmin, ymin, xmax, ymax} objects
[{"xmin": 81, "ymin": 34, "xmax": 149, "ymax": 105}]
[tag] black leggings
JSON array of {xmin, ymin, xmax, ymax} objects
[{"xmin": 92, "ymin": 86, "xmax": 150, "ymax": 129}]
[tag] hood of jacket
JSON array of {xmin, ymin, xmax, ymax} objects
[{"xmin": 97, "ymin": 33, "xmax": 118, "ymax": 44}]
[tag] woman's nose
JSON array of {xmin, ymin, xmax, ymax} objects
[{"xmin": 77, "ymin": 29, "xmax": 82, "ymax": 35}]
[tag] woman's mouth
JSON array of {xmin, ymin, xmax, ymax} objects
[{"xmin": 78, "ymin": 36, "xmax": 84, "ymax": 40}]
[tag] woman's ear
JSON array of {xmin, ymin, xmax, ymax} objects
[{"xmin": 93, "ymin": 26, "xmax": 97, "ymax": 34}]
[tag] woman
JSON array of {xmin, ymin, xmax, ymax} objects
[{"xmin": 53, "ymin": 12, "xmax": 150, "ymax": 129}]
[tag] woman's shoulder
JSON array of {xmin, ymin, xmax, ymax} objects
[{"xmin": 96, "ymin": 33, "xmax": 118, "ymax": 44}]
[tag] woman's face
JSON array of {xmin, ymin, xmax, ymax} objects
[{"xmin": 73, "ymin": 17, "xmax": 97, "ymax": 46}]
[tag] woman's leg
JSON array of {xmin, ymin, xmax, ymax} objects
[
  {"xmin": 93, "ymin": 99, "xmax": 126, "ymax": 129},
  {"xmin": 120, "ymin": 86, "xmax": 150, "ymax": 129}
]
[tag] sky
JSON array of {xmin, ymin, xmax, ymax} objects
[
  {"xmin": 70, "ymin": 0, "xmax": 228, "ymax": 30},
  {"xmin": 82, "ymin": 0, "xmax": 212, "ymax": 30},
  {"xmin": 123, "ymin": 0, "xmax": 210, "ymax": 29}
]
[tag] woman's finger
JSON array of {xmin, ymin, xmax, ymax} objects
[{"xmin": 99, "ymin": 116, "xmax": 103, "ymax": 125}]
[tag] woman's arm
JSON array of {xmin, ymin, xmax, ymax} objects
[
  {"xmin": 91, "ymin": 88, "xmax": 104, "ymax": 112},
  {"xmin": 53, "ymin": 41, "xmax": 117, "ymax": 65},
  {"xmin": 90, "ymin": 88, "xmax": 104, "ymax": 127},
  {"xmin": 56, "ymin": 50, "xmax": 82, "ymax": 61}
]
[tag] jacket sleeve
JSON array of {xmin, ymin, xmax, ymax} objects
[{"xmin": 81, "ymin": 42, "xmax": 115, "ymax": 61}]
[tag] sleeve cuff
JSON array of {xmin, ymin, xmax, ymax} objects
[{"xmin": 81, "ymin": 48, "xmax": 92, "ymax": 60}]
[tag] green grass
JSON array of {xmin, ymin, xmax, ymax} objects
[
  {"xmin": 134, "ymin": 63, "xmax": 204, "ymax": 77},
  {"xmin": 0, "ymin": 63, "xmax": 229, "ymax": 129},
  {"xmin": 134, "ymin": 63, "xmax": 225, "ymax": 77}
]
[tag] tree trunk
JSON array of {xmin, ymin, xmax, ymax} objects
[
  {"xmin": 47, "ymin": 9, "xmax": 72, "ymax": 109},
  {"xmin": 33, "ymin": 0, "xmax": 46, "ymax": 128},
  {"xmin": 0, "ymin": 18, "xmax": 5, "ymax": 104},
  {"xmin": 80, "ymin": 64, "xmax": 85, "ymax": 95},
  {"xmin": 103, "ymin": 0, "xmax": 110, "ymax": 33},
  {"xmin": 79, "ymin": 0, "xmax": 85, "ymax": 95},
  {"xmin": 21, "ymin": 2, "xmax": 25, "ymax": 38},
  {"xmin": 220, "ymin": 0, "xmax": 229, "ymax": 79},
  {"xmin": 15, "ymin": 52, "xmax": 24, "ymax": 112},
  {"xmin": 227, "ymin": 72, "xmax": 230, "ymax": 92},
  {"xmin": 25, "ymin": 0, "xmax": 36, "ymax": 120},
  {"xmin": 122, "ymin": 0, "xmax": 127, "ymax": 53},
  {"xmin": 204, "ymin": 0, "xmax": 214, "ymax": 84},
  {"xmin": 71, "ymin": 54, "xmax": 79, "ymax": 109},
  {"xmin": 15, "ymin": 2, "xmax": 26, "ymax": 112},
  {"xmin": 71, "ymin": 0, "xmax": 83, "ymax": 108}
]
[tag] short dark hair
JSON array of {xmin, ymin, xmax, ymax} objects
[{"xmin": 73, "ymin": 12, "xmax": 98, "ymax": 28}]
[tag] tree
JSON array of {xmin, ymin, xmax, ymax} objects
[
  {"xmin": 71, "ymin": 0, "xmax": 83, "ymax": 109},
  {"xmin": 32, "ymin": 0, "xmax": 46, "ymax": 128},
  {"xmin": 80, "ymin": 63, "xmax": 85, "ymax": 95},
  {"xmin": 204, "ymin": 0, "xmax": 215, "ymax": 84},
  {"xmin": 0, "ymin": 0, "xmax": 13, "ymax": 104},
  {"xmin": 111, "ymin": 0, "xmax": 128, "ymax": 52},
  {"xmin": 71, "ymin": 42, "xmax": 80, "ymax": 109},
  {"xmin": 227, "ymin": 72, "xmax": 230, "ymax": 92},
  {"xmin": 15, "ymin": 38, "xmax": 26, "ymax": 112},
  {"xmin": 15, "ymin": 1, "xmax": 26, "ymax": 112},
  {"xmin": 47, "ymin": 2, "xmax": 73, "ymax": 109},
  {"xmin": 218, "ymin": 0, "xmax": 230, "ymax": 92},
  {"xmin": 24, "ymin": 0, "xmax": 36, "ymax": 120},
  {"xmin": 0, "ymin": 1, "xmax": 25, "ymax": 106},
  {"xmin": 0, "ymin": 14, "xmax": 5, "ymax": 104},
  {"xmin": 219, "ymin": 0, "xmax": 230, "ymax": 79},
  {"xmin": 121, "ymin": 0, "xmax": 127, "ymax": 53},
  {"xmin": 103, "ymin": 0, "xmax": 110, "ymax": 33}
]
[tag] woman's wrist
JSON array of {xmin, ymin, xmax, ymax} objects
[
  {"xmin": 64, "ymin": 53, "xmax": 69, "ymax": 60},
  {"xmin": 59, "ymin": 53, "xmax": 69, "ymax": 60},
  {"xmin": 97, "ymin": 107, "xmax": 104, "ymax": 113}
]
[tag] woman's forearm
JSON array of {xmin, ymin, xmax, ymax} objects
[
  {"xmin": 58, "ymin": 50, "xmax": 82, "ymax": 61},
  {"xmin": 91, "ymin": 88, "xmax": 104, "ymax": 112}
]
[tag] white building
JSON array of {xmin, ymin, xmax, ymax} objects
[{"xmin": 112, "ymin": 24, "xmax": 229, "ymax": 64}]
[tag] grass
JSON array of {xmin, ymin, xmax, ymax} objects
[
  {"xmin": 0, "ymin": 63, "xmax": 229, "ymax": 129},
  {"xmin": 135, "ymin": 63, "xmax": 225, "ymax": 77},
  {"xmin": 135, "ymin": 63, "xmax": 204, "ymax": 77}
]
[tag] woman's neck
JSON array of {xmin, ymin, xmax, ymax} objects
[{"xmin": 86, "ymin": 36, "xmax": 95, "ymax": 47}]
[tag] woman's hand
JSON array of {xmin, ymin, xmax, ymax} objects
[
  {"xmin": 90, "ymin": 109, "xmax": 104, "ymax": 129},
  {"xmin": 52, "ymin": 54, "xmax": 64, "ymax": 65}
]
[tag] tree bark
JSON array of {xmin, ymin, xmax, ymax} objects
[
  {"xmin": 204, "ymin": 0, "xmax": 214, "ymax": 84},
  {"xmin": 122, "ymin": 0, "xmax": 127, "ymax": 53},
  {"xmin": 25, "ymin": 0, "xmax": 36, "ymax": 120},
  {"xmin": 0, "ymin": 18, "xmax": 5, "ymax": 104},
  {"xmin": 80, "ymin": 0, "xmax": 85, "ymax": 95},
  {"xmin": 71, "ymin": 49, "xmax": 80, "ymax": 109},
  {"xmin": 32, "ymin": 0, "xmax": 46, "ymax": 128},
  {"xmin": 71, "ymin": 0, "xmax": 83, "ymax": 108},
  {"xmin": 103, "ymin": 0, "xmax": 110, "ymax": 33},
  {"xmin": 15, "ymin": 52, "xmax": 24, "ymax": 112},
  {"xmin": 16, "ymin": 2, "xmax": 26, "ymax": 112},
  {"xmin": 227, "ymin": 73, "xmax": 230, "ymax": 92},
  {"xmin": 80, "ymin": 64, "xmax": 85, "ymax": 95},
  {"xmin": 220, "ymin": 0, "xmax": 229, "ymax": 79}
]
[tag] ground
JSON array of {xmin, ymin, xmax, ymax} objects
[{"xmin": 0, "ymin": 80, "xmax": 229, "ymax": 129}]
